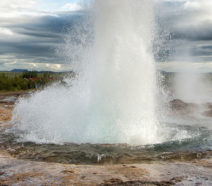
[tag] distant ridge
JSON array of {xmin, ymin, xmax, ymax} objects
[
  {"xmin": 0, "ymin": 69, "xmax": 73, "ymax": 73},
  {"xmin": 10, "ymin": 69, "xmax": 28, "ymax": 72}
]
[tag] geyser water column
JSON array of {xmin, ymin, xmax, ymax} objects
[{"xmin": 11, "ymin": 0, "xmax": 162, "ymax": 145}]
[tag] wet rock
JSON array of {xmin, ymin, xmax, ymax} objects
[
  {"xmin": 0, "ymin": 96, "xmax": 17, "ymax": 104},
  {"xmin": 0, "ymin": 91, "xmax": 29, "ymax": 105},
  {"xmin": 170, "ymin": 176, "xmax": 185, "ymax": 183},
  {"xmin": 159, "ymin": 151, "xmax": 212, "ymax": 161},
  {"xmin": 170, "ymin": 99, "xmax": 188, "ymax": 110},
  {"xmin": 203, "ymin": 110, "xmax": 212, "ymax": 117},
  {"xmin": 102, "ymin": 178, "xmax": 124, "ymax": 185},
  {"xmin": 100, "ymin": 179, "xmax": 174, "ymax": 186},
  {"xmin": 62, "ymin": 170, "xmax": 75, "ymax": 174},
  {"xmin": 169, "ymin": 99, "xmax": 198, "ymax": 114}
]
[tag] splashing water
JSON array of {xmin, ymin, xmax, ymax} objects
[{"xmin": 12, "ymin": 0, "xmax": 162, "ymax": 145}]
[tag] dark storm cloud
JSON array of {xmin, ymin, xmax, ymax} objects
[
  {"xmin": 0, "ymin": 41, "xmax": 53, "ymax": 55},
  {"xmin": 1, "ymin": 1, "xmax": 212, "ymax": 71},
  {"xmin": 155, "ymin": 0, "xmax": 212, "ymax": 62},
  {"xmin": 192, "ymin": 47, "xmax": 212, "ymax": 57},
  {"xmin": 0, "ymin": 11, "xmax": 84, "ymax": 68},
  {"xmin": 12, "ymin": 13, "xmax": 82, "ymax": 35},
  {"xmin": 156, "ymin": 0, "xmax": 212, "ymax": 41},
  {"xmin": 0, "ymin": 39, "xmax": 59, "ymax": 65}
]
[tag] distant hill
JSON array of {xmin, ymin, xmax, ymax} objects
[
  {"xmin": 10, "ymin": 69, "xmax": 28, "ymax": 72},
  {"xmin": 10, "ymin": 69, "xmax": 61, "ymax": 73},
  {"xmin": 0, "ymin": 69, "xmax": 73, "ymax": 74}
]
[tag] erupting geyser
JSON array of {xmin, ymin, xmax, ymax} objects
[{"xmin": 12, "ymin": 0, "xmax": 162, "ymax": 145}]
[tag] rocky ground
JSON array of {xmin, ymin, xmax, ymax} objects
[
  {"xmin": 0, "ymin": 150, "xmax": 212, "ymax": 186},
  {"xmin": 0, "ymin": 92, "xmax": 212, "ymax": 185}
]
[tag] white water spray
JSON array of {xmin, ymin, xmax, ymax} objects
[{"xmin": 12, "ymin": 0, "xmax": 162, "ymax": 145}]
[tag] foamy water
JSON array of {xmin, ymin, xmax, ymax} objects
[{"xmin": 12, "ymin": 0, "xmax": 162, "ymax": 145}]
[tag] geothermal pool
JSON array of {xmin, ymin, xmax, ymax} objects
[
  {"xmin": 3, "ymin": 0, "xmax": 212, "ymax": 158},
  {"xmin": 1, "ymin": 81, "xmax": 212, "ymax": 164}
]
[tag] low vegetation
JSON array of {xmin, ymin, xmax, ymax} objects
[{"xmin": 0, "ymin": 71, "xmax": 66, "ymax": 91}]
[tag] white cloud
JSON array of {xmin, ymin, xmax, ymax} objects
[
  {"xmin": 184, "ymin": 0, "xmax": 212, "ymax": 10},
  {"xmin": 0, "ymin": 0, "xmax": 69, "ymax": 19},
  {"xmin": 157, "ymin": 61, "xmax": 212, "ymax": 73},
  {"xmin": 158, "ymin": 0, "xmax": 212, "ymax": 15},
  {"xmin": 60, "ymin": 3, "xmax": 82, "ymax": 12},
  {"xmin": 0, "ymin": 28, "xmax": 14, "ymax": 36},
  {"xmin": 183, "ymin": 0, "xmax": 212, "ymax": 19},
  {"xmin": 0, "ymin": 0, "xmax": 37, "ymax": 18},
  {"xmin": 158, "ymin": 0, "xmax": 212, "ymax": 33},
  {"xmin": 0, "ymin": 0, "xmax": 82, "ymax": 19},
  {"xmin": 0, "ymin": 0, "xmax": 36, "ymax": 9}
]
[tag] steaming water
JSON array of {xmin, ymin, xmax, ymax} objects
[
  {"xmin": 174, "ymin": 71, "xmax": 212, "ymax": 103},
  {"xmin": 11, "ymin": 0, "xmax": 163, "ymax": 145}
]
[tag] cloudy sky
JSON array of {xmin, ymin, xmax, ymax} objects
[
  {"xmin": 0, "ymin": 0, "xmax": 212, "ymax": 72},
  {"xmin": 0, "ymin": 0, "xmax": 83, "ymax": 71}
]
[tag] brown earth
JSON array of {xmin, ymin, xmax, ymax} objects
[
  {"xmin": 0, "ymin": 149, "xmax": 212, "ymax": 185},
  {"xmin": 0, "ymin": 94, "xmax": 212, "ymax": 185}
]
